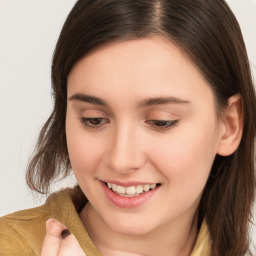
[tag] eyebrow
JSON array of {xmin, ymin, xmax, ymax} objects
[
  {"xmin": 69, "ymin": 93, "xmax": 108, "ymax": 106},
  {"xmin": 137, "ymin": 97, "xmax": 190, "ymax": 108},
  {"xmin": 69, "ymin": 93, "xmax": 190, "ymax": 108}
]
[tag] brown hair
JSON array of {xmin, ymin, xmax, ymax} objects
[{"xmin": 26, "ymin": 0, "xmax": 256, "ymax": 255}]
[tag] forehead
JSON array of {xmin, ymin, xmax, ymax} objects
[
  {"xmin": 67, "ymin": 37, "xmax": 214, "ymax": 108},
  {"xmin": 68, "ymin": 37, "xmax": 189, "ymax": 80}
]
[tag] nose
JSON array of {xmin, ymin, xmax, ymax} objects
[{"xmin": 107, "ymin": 123, "xmax": 146, "ymax": 174}]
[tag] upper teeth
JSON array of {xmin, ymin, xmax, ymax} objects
[{"xmin": 107, "ymin": 183, "xmax": 157, "ymax": 196}]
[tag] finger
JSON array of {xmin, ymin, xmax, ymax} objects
[
  {"xmin": 41, "ymin": 219, "xmax": 68, "ymax": 256},
  {"xmin": 58, "ymin": 233, "xmax": 86, "ymax": 256}
]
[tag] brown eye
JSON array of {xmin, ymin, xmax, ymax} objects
[
  {"xmin": 146, "ymin": 120, "xmax": 179, "ymax": 131},
  {"xmin": 87, "ymin": 118, "xmax": 104, "ymax": 126},
  {"xmin": 79, "ymin": 117, "xmax": 109, "ymax": 130},
  {"xmin": 152, "ymin": 120, "xmax": 170, "ymax": 127}
]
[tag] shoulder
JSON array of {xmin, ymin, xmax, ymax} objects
[
  {"xmin": 0, "ymin": 204, "xmax": 49, "ymax": 256},
  {"xmin": 0, "ymin": 186, "xmax": 86, "ymax": 256}
]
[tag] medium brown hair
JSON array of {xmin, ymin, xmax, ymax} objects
[{"xmin": 26, "ymin": 0, "xmax": 256, "ymax": 255}]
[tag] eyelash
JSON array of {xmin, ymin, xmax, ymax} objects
[
  {"xmin": 145, "ymin": 120, "xmax": 179, "ymax": 131},
  {"xmin": 79, "ymin": 117, "xmax": 179, "ymax": 132},
  {"xmin": 79, "ymin": 117, "xmax": 109, "ymax": 131}
]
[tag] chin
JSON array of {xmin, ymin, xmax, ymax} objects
[{"xmin": 105, "ymin": 214, "xmax": 157, "ymax": 236}]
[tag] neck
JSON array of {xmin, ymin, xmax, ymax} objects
[{"xmin": 80, "ymin": 203, "xmax": 199, "ymax": 256}]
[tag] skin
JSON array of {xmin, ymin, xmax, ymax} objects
[
  {"xmin": 41, "ymin": 219, "xmax": 85, "ymax": 256},
  {"xmin": 41, "ymin": 37, "xmax": 243, "ymax": 255}
]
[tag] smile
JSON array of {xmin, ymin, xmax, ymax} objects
[
  {"xmin": 102, "ymin": 181, "xmax": 161, "ymax": 208},
  {"xmin": 105, "ymin": 182, "xmax": 160, "ymax": 197}
]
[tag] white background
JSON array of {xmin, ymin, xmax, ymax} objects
[{"xmin": 0, "ymin": 0, "xmax": 256, "ymax": 245}]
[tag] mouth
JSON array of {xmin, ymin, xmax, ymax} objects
[{"xmin": 104, "ymin": 182, "xmax": 161, "ymax": 197}]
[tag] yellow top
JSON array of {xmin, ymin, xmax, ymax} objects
[{"xmin": 0, "ymin": 186, "xmax": 211, "ymax": 256}]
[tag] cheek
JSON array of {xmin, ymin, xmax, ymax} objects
[
  {"xmin": 149, "ymin": 119, "xmax": 219, "ymax": 194},
  {"xmin": 65, "ymin": 119, "xmax": 104, "ymax": 180}
]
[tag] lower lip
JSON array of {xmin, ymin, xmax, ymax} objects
[{"xmin": 101, "ymin": 182, "xmax": 160, "ymax": 208}]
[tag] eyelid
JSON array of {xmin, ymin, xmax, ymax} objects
[
  {"xmin": 79, "ymin": 108, "xmax": 109, "ymax": 116},
  {"xmin": 79, "ymin": 117, "xmax": 110, "ymax": 131},
  {"xmin": 145, "ymin": 110, "xmax": 181, "ymax": 119},
  {"xmin": 145, "ymin": 119, "xmax": 179, "ymax": 132},
  {"xmin": 78, "ymin": 114, "xmax": 179, "ymax": 132}
]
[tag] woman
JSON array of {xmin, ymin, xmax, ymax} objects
[{"xmin": 0, "ymin": 0, "xmax": 255, "ymax": 255}]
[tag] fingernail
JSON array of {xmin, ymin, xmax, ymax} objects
[
  {"xmin": 46, "ymin": 219, "xmax": 68, "ymax": 236},
  {"xmin": 61, "ymin": 229, "xmax": 71, "ymax": 239},
  {"xmin": 46, "ymin": 219, "xmax": 61, "ymax": 229}
]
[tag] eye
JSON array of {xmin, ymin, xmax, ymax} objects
[
  {"xmin": 146, "ymin": 120, "xmax": 179, "ymax": 131},
  {"xmin": 79, "ymin": 117, "xmax": 109, "ymax": 130}
]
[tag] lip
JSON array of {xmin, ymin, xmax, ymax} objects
[
  {"xmin": 103, "ymin": 180, "xmax": 158, "ymax": 187},
  {"xmin": 101, "ymin": 181, "xmax": 160, "ymax": 208}
]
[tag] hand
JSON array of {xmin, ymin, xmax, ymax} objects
[{"xmin": 41, "ymin": 219, "xmax": 86, "ymax": 256}]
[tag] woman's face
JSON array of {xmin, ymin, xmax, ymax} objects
[{"xmin": 66, "ymin": 37, "xmax": 224, "ymax": 235}]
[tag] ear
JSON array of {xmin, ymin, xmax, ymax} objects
[{"xmin": 217, "ymin": 94, "xmax": 243, "ymax": 156}]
